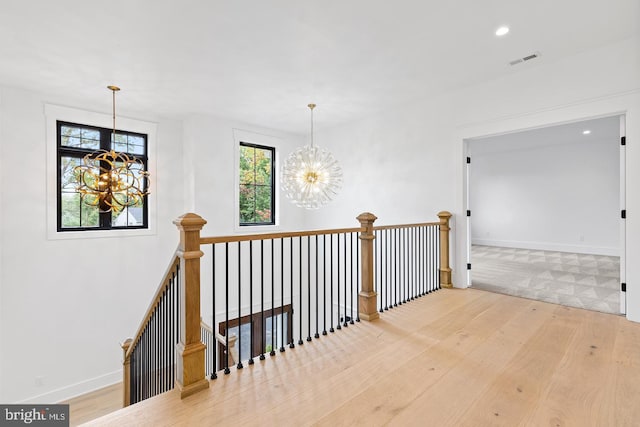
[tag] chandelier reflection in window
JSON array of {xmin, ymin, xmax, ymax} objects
[
  {"xmin": 281, "ymin": 104, "xmax": 343, "ymax": 209},
  {"xmin": 74, "ymin": 86, "xmax": 150, "ymax": 212}
]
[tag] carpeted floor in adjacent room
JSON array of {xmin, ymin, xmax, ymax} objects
[{"xmin": 471, "ymin": 245, "xmax": 620, "ymax": 314}]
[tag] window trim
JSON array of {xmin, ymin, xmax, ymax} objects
[
  {"xmin": 233, "ymin": 129, "xmax": 282, "ymax": 233},
  {"xmin": 56, "ymin": 120, "xmax": 149, "ymax": 232},
  {"xmin": 238, "ymin": 141, "xmax": 276, "ymax": 227},
  {"xmin": 45, "ymin": 104, "xmax": 157, "ymax": 240}
]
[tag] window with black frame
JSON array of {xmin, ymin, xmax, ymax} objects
[
  {"xmin": 57, "ymin": 121, "xmax": 148, "ymax": 231},
  {"xmin": 239, "ymin": 142, "xmax": 275, "ymax": 226}
]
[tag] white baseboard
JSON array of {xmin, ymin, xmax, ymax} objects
[
  {"xmin": 18, "ymin": 370, "xmax": 121, "ymax": 404},
  {"xmin": 471, "ymin": 238, "xmax": 619, "ymax": 256}
]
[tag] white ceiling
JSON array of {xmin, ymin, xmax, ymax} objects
[
  {"xmin": 469, "ymin": 115, "xmax": 621, "ymax": 155},
  {"xmin": 0, "ymin": 0, "xmax": 637, "ymax": 133}
]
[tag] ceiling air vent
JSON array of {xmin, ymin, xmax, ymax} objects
[{"xmin": 509, "ymin": 51, "xmax": 541, "ymax": 66}]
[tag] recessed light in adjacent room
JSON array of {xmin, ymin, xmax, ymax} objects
[
  {"xmin": 583, "ymin": 130, "xmax": 591, "ymax": 135},
  {"xmin": 495, "ymin": 26, "xmax": 510, "ymax": 36}
]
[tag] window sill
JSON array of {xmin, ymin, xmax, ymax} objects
[{"xmin": 47, "ymin": 227, "xmax": 156, "ymax": 241}]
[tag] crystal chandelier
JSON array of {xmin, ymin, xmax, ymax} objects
[
  {"xmin": 74, "ymin": 86, "xmax": 150, "ymax": 212},
  {"xmin": 281, "ymin": 104, "xmax": 343, "ymax": 209}
]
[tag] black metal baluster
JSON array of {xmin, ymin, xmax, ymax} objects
[
  {"xmin": 404, "ymin": 228, "xmax": 409, "ymax": 302},
  {"xmin": 398, "ymin": 228, "xmax": 402, "ymax": 305},
  {"xmin": 343, "ymin": 233, "xmax": 348, "ymax": 327},
  {"xmin": 168, "ymin": 278, "xmax": 172, "ymax": 390},
  {"xmin": 403, "ymin": 227, "xmax": 407, "ymax": 303},
  {"xmin": 394, "ymin": 228, "xmax": 398, "ymax": 307},
  {"xmin": 211, "ymin": 245, "xmax": 217, "ymax": 379},
  {"xmin": 130, "ymin": 346, "xmax": 135, "ymax": 404},
  {"xmin": 151, "ymin": 318, "xmax": 155, "ymax": 397},
  {"xmin": 404, "ymin": 227, "xmax": 409, "ymax": 303},
  {"xmin": 418, "ymin": 227, "xmax": 421, "ymax": 297},
  {"xmin": 314, "ymin": 235, "xmax": 320, "ymax": 338},
  {"xmin": 431, "ymin": 225, "xmax": 436, "ymax": 292},
  {"xmin": 141, "ymin": 333, "xmax": 145, "ymax": 401},
  {"xmin": 224, "ymin": 243, "xmax": 230, "ymax": 374},
  {"xmin": 175, "ymin": 265, "xmax": 181, "ymax": 385},
  {"xmin": 237, "ymin": 242, "xmax": 243, "ymax": 369},
  {"xmin": 307, "ymin": 235, "xmax": 312, "ymax": 342},
  {"xmin": 337, "ymin": 233, "xmax": 342, "ymax": 330},
  {"xmin": 330, "ymin": 234, "xmax": 335, "ymax": 333},
  {"xmin": 280, "ymin": 238, "xmax": 285, "ymax": 352},
  {"xmin": 260, "ymin": 239, "xmax": 266, "ymax": 360},
  {"xmin": 154, "ymin": 310, "xmax": 157, "ymax": 396},
  {"xmin": 411, "ymin": 227, "xmax": 415, "ymax": 300},
  {"xmin": 129, "ymin": 347, "xmax": 133, "ymax": 405},
  {"xmin": 424, "ymin": 226, "xmax": 427, "ymax": 295},
  {"xmin": 434, "ymin": 224, "xmax": 442, "ymax": 289},
  {"xmin": 165, "ymin": 289, "xmax": 169, "ymax": 390},
  {"xmin": 145, "ymin": 323, "xmax": 149, "ymax": 400},
  {"xmin": 174, "ymin": 271, "xmax": 178, "ymax": 385},
  {"xmin": 357, "ymin": 230, "xmax": 361, "ymax": 321},
  {"xmin": 249, "ymin": 241, "xmax": 254, "ymax": 365},
  {"xmin": 159, "ymin": 291, "xmax": 163, "ymax": 393},
  {"xmin": 140, "ymin": 339, "xmax": 144, "ymax": 402},
  {"xmin": 349, "ymin": 233, "xmax": 354, "ymax": 324},
  {"xmin": 429, "ymin": 225, "xmax": 434, "ymax": 292},
  {"xmin": 149, "ymin": 322, "xmax": 152, "ymax": 398},
  {"xmin": 384, "ymin": 229, "xmax": 389, "ymax": 310},
  {"xmin": 298, "ymin": 236, "xmax": 304, "ymax": 345},
  {"xmin": 426, "ymin": 226, "xmax": 430, "ymax": 293},
  {"xmin": 271, "ymin": 239, "xmax": 276, "ymax": 356},
  {"xmin": 289, "ymin": 237, "xmax": 295, "ymax": 348},
  {"xmin": 151, "ymin": 308, "xmax": 158, "ymax": 396},
  {"xmin": 356, "ymin": 231, "xmax": 361, "ymax": 322},
  {"xmin": 377, "ymin": 230, "xmax": 382, "ymax": 313},
  {"xmin": 322, "ymin": 234, "xmax": 327, "ymax": 335},
  {"xmin": 428, "ymin": 225, "xmax": 433, "ymax": 293},
  {"xmin": 418, "ymin": 227, "xmax": 423, "ymax": 296}
]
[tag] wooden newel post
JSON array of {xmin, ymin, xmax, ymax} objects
[
  {"xmin": 120, "ymin": 338, "xmax": 132, "ymax": 407},
  {"xmin": 357, "ymin": 212, "xmax": 379, "ymax": 321},
  {"xmin": 438, "ymin": 211, "xmax": 453, "ymax": 289},
  {"xmin": 173, "ymin": 213, "xmax": 209, "ymax": 398}
]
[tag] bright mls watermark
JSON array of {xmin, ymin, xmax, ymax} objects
[{"xmin": 0, "ymin": 405, "xmax": 68, "ymax": 426}]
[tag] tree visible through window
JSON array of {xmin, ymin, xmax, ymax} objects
[{"xmin": 239, "ymin": 142, "xmax": 275, "ymax": 225}]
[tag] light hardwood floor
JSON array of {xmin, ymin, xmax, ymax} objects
[
  {"xmin": 63, "ymin": 382, "xmax": 122, "ymax": 426},
  {"xmin": 82, "ymin": 288, "xmax": 640, "ymax": 426}
]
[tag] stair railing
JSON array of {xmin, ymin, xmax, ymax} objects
[{"xmin": 121, "ymin": 210, "xmax": 453, "ymax": 405}]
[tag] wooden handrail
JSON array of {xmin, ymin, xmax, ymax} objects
[
  {"xmin": 200, "ymin": 226, "xmax": 364, "ymax": 245},
  {"xmin": 373, "ymin": 221, "xmax": 440, "ymax": 231}
]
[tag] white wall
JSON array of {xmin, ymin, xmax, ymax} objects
[
  {"xmin": 299, "ymin": 36, "xmax": 640, "ymax": 322},
  {"xmin": 301, "ymin": 96, "xmax": 456, "ymax": 230},
  {"xmin": 452, "ymin": 36, "xmax": 640, "ymax": 321},
  {"xmin": 0, "ymin": 86, "xmax": 185, "ymax": 403},
  {"xmin": 469, "ymin": 118, "xmax": 620, "ymax": 255},
  {"xmin": 1, "ymin": 32, "xmax": 638, "ymax": 405},
  {"xmin": 183, "ymin": 114, "xmax": 307, "ymax": 236}
]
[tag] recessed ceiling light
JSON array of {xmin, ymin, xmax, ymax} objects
[
  {"xmin": 583, "ymin": 130, "xmax": 591, "ymax": 135},
  {"xmin": 495, "ymin": 26, "xmax": 510, "ymax": 36}
]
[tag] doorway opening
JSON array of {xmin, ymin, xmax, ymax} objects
[{"xmin": 465, "ymin": 115, "xmax": 625, "ymax": 315}]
